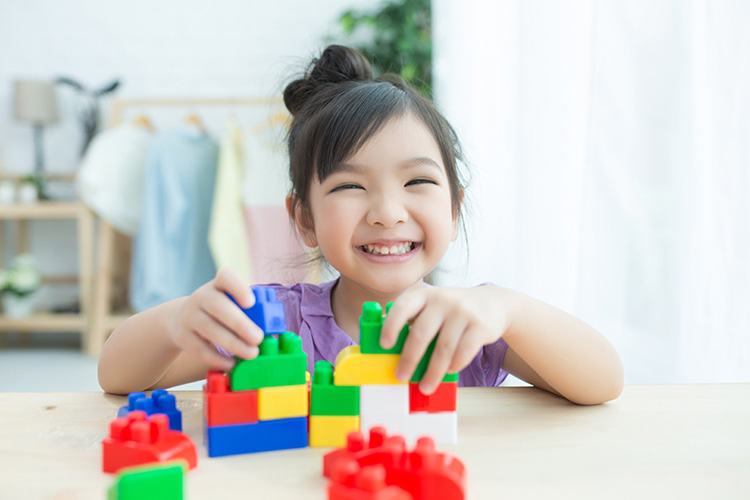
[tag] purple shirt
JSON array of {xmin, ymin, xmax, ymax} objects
[{"xmin": 267, "ymin": 279, "xmax": 509, "ymax": 387}]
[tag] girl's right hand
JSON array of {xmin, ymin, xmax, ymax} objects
[{"xmin": 168, "ymin": 267, "xmax": 265, "ymax": 371}]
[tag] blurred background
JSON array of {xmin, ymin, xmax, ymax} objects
[{"xmin": 0, "ymin": 0, "xmax": 748, "ymax": 390}]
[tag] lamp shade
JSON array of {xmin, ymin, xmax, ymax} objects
[{"xmin": 14, "ymin": 80, "xmax": 59, "ymax": 125}]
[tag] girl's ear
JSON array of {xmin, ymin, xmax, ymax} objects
[
  {"xmin": 451, "ymin": 187, "xmax": 465, "ymax": 241},
  {"xmin": 286, "ymin": 194, "xmax": 318, "ymax": 248}
]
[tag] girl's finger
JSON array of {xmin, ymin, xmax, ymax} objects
[
  {"xmin": 192, "ymin": 308, "xmax": 259, "ymax": 360},
  {"xmin": 394, "ymin": 300, "xmax": 445, "ymax": 383},
  {"xmin": 200, "ymin": 289, "xmax": 264, "ymax": 347},
  {"xmin": 447, "ymin": 324, "xmax": 486, "ymax": 373},
  {"xmin": 180, "ymin": 327, "xmax": 235, "ymax": 371},
  {"xmin": 418, "ymin": 314, "xmax": 467, "ymax": 395},
  {"xmin": 214, "ymin": 267, "xmax": 255, "ymax": 309},
  {"xmin": 381, "ymin": 290, "xmax": 426, "ymax": 349}
]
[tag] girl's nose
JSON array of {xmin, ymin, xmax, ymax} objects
[{"xmin": 366, "ymin": 193, "xmax": 408, "ymax": 228}]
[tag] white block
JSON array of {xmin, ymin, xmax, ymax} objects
[
  {"xmin": 360, "ymin": 384, "xmax": 410, "ymax": 417},
  {"xmin": 360, "ymin": 413, "xmax": 411, "ymax": 442},
  {"xmin": 408, "ymin": 412, "xmax": 458, "ymax": 445}
]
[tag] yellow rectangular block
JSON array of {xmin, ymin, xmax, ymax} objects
[
  {"xmin": 333, "ymin": 345, "xmax": 404, "ymax": 386},
  {"xmin": 257, "ymin": 384, "xmax": 308, "ymax": 421},
  {"xmin": 309, "ymin": 415, "xmax": 360, "ymax": 448}
]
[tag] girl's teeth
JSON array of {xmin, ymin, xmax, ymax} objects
[{"xmin": 364, "ymin": 243, "xmax": 413, "ymax": 255}]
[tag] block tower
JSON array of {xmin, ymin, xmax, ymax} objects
[
  {"xmin": 203, "ymin": 287, "xmax": 308, "ymax": 457},
  {"xmin": 309, "ymin": 302, "xmax": 458, "ymax": 448}
]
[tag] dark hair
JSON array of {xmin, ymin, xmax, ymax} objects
[{"xmin": 284, "ymin": 45, "xmax": 465, "ymax": 227}]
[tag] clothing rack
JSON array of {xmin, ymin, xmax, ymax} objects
[{"xmin": 88, "ymin": 97, "xmax": 286, "ymax": 356}]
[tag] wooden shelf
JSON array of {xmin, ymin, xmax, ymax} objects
[
  {"xmin": 0, "ymin": 201, "xmax": 84, "ymax": 219},
  {"xmin": 0, "ymin": 313, "xmax": 85, "ymax": 332}
]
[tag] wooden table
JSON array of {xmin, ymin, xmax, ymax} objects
[{"xmin": 1, "ymin": 385, "xmax": 748, "ymax": 499}]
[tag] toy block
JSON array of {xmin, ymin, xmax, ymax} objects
[
  {"xmin": 311, "ymin": 360, "xmax": 360, "ymax": 416},
  {"xmin": 359, "ymin": 413, "xmax": 410, "ymax": 442},
  {"xmin": 204, "ymin": 416, "xmax": 308, "ymax": 457},
  {"xmin": 328, "ymin": 461, "xmax": 413, "ymax": 500},
  {"xmin": 324, "ymin": 428, "xmax": 466, "ymax": 500},
  {"xmin": 360, "ymin": 385, "xmax": 409, "ymax": 417},
  {"xmin": 118, "ymin": 390, "xmax": 182, "ymax": 431},
  {"xmin": 407, "ymin": 412, "xmax": 457, "ymax": 445},
  {"xmin": 229, "ymin": 285, "xmax": 287, "ymax": 334},
  {"xmin": 334, "ymin": 346, "xmax": 403, "ymax": 386},
  {"xmin": 409, "ymin": 382, "xmax": 457, "ymax": 413},
  {"xmin": 102, "ymin": 411, "xmax": 197, "ymax": 474},
  {"xmin": 203, "ymin": 371, "xmax": 258, "ymax": 426},
  {"xmin": 108, "ymin": 460, "xmax": 186, "ymax": 500},
  {"xmin": 257, "ymin": 383, "xmax": 308, "ymax": 420},
  {"xmin": 309, "ymin": 415, "xmax": 360, "ymax": 448},
  {"xmin": 230, "ymin": 332, "xmax": 307, "ymax": 390},
  {"xmin": 359, "ymin": 302, "xmax": 409, "ymax": 355},
  {"xmin": 409, "ymin": 338, "xmax": 458, "ymax": 383}
]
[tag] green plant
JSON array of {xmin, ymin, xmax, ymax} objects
[
  {"xmin": 337, "ymin": 0, "xmax": 432, "ymax": 97},
  {"xmin": 0, "ymin": 254, "xmax": 42, "ymax": 298}
]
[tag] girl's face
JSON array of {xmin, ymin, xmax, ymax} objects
[{"xmin": 301, "ymin": 113, "xmax": 459, "ymax": 295}]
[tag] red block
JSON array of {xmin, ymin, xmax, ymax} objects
[
  {"xmin": 102, "ymin": 410, "xmax": 197, "ymax": 474},
  {"xmin": 324, "ymin": 427, "xmax": 466, "ymax": 500},
  {"xmin": 329, "ymin": 460, "xmax": 413, "ymax": 500},
  {"xmin": 409, "ymin": 382, "xmax": 457, "ymax": 413},
  {"xmin": 204, "ymin": 371, "xmax": 258, "ymax": 426}
]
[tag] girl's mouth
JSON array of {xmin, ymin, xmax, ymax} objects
[{"xmin": 360, "ymin": 242, "xmax": 416, "ymax": 256}]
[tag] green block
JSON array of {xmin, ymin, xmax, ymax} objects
[
  {"xmin": 108, "ymin": 460, "xmax": 185, "ymax": 500},
  {"xmin": 359, "ymin": 302, "xmax": 409, "ymax": 355},
  {"xmin": 410, "ymin": 338, "xmax": 459, "ymax": 383},
  {"xmin": 310, "ymin": 360, "xmax": 359, "ymax": 416},
  {"xmin": 230, "ymin": 332, "xmax": 307, "ymax": 390}
]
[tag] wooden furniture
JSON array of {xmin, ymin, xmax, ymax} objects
[
  {"xmin": 1, "ymin": 385, "xmax": 748, "ymax": 499},
  {"xmin": 0, "ymin": 198, "xmax": 96, "ymax": 353}
]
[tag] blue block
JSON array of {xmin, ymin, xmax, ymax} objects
[
  {"xmin": 117, "ymin": 389, "xmax": 182, "ymax": 431},
  {"xmin": 205, "ymin": 417, "xmax": 308, "ymax": 457},
  {"xmin": 228, "ymin": 286, "xmax": 287, "ymax": 335}
]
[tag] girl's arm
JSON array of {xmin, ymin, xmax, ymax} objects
[
  {"xmin": 382, "ymin": 286, "xmax": 624, "ymax": 405},
  {"xmin": 97, "ymin": 268, "xmax": 263, "ymax": 395}
]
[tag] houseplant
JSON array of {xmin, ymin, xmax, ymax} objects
[{"xmin": 0, "ymin": 254, "xmax": 42, "ymax": 317}]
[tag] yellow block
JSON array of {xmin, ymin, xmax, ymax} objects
[
  {"xmin": 333, "ymin": 346, "xmax": 404, "ymax": 386},
  {"xmin": 257, "ymin": 384, "xmax": 308, "ymax": 421},
  {"xmin": 309, "ymin": 415, "xmax": 360, "ymax": 448}
]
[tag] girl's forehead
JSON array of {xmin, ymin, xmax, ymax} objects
[{"xmin": 346, "ymin": 114, "xmax": 442, "ymax": 163}]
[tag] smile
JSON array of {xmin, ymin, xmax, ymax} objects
[{"xmin": 360, "ymin": 242, "xmax": 415, "ymax": 256}]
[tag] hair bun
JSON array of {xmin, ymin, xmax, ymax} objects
[{"xmin": 284, "ymin": 45, "xmax": 373, "ymax": 116}]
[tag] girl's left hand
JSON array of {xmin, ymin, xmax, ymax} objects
[{"xmin": 380, "ymin": 286, "xmax": 513, "ymax": 395}]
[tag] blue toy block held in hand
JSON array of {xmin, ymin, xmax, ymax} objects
[{"xmin": 229, "ymin": 286, "xmax": 287, "ymax": 335}]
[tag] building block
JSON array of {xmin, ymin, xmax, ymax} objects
[
  {"xmin": 257, "ymin": 383, "xmax": 308, "ymax": 420},
  {"xmin": 360, "ymin": 385, "xmax": 410, "ymax": 417},
  {"xmin": 309, "ymin": 415, "xmax": 360, "ymax": 448},
  {"xmin": 311, "ymin": 360, "xmax": 360, "ymax": 416},
  {"xmin": 409, "ymin": 382, "xmax": 457, "ymax": 413},
  {"xmin": 359, "ymin": 302, "xmax": 409, "ymax": 355},
  {"xmin": 229, "ymin": 285, "xmax": 287, "ymax": 334},
  {"xmin": 230, "ymin": 332, "xmax": 307, "ymax": 390},
  {"xmin": 407, "ymin": 412, "xmax": 457, "ymax": 445},
  {"xmin": 334, "ymin": 346, "xmax": 403, "ymax": 386},
  {"xmin": 203, "ymin": 371, "xmax": 258, "ymax": 426},
  {"xmin": 359, "ymin": 413, "xmax": 410, "ymax": 443},
  {"xmin": 117, "ymin": 390, "xmax": 182, "ymax": 431},
  {"xmin": 102, "ymin": 411, "xmax": 198, "ymax": 474},
  {"xmin": 328, "ymin": 461, "xmax": 413, "ymax": 500},
  {"xmin": 323, "ymin": 427, "xmax": 466, "ymax": 500},
  {"xmin": 204, "ymin": 416, "xmax": 308, "ymax": 457},
  {"xmin": 108, "ymin": 460, "xmax": 186, "ymax": 500},
  {"xmin": 409, "ymin": 338, "xmax": 458, "ymax": 384}
]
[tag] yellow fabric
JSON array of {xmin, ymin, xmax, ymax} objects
[{"xmin": 209, "ymin": 119, "xmax": 252, "ymax": 282}]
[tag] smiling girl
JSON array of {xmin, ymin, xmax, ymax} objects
[{"xmin": 98, "ymin": 45, "xmax": 623, "ymax": 405}]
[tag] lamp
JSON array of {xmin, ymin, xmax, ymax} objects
[{"xmin": 14, "ymin": 80, "xmax": 60, "ymax": 199}]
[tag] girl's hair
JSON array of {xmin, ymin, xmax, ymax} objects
[{"xmin": 283, "ymin": 44, "xmax": 465, "ymax": 226}]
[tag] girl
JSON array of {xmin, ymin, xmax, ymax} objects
[{"xmin": 98, "ymin": 45, "xmax": 623, "ymax": 405}]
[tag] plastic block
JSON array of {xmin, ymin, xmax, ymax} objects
[
  {"xmin": 229, "ymin": 285, "xmax": 287, "ymax": 335},
  {"xmin": 323, "ymin": 428, "xmax": 466, "ymax": 500},
  {"xmin": 203, "ymin": 371, "xmax": 258, "ymax": 426},
  {"xmin": 230, "ymin": 332, "xmax": 307, "ymax": 390},
  {"xmin": 407, "ymin": 412, "xmax": 457, "ymax": 445},
  {"xmin": 257, "ymin": 383, "xmax": 308, "ymax": 420},
  {"xmin": 359, "ymin": 413, "xmax": 411, "ymax": 442},
  {"xmin": 311, "ymin": 360, "xmax": 360, "ymax": 416},
  {"xmin": 334, "ymin": 346, "xmax": 403, "ymax": 386},
  {"xmin": 409, "ymin": 338, "xmax": 458, "ymax": 383},
  {"xmin": 102, "ymin": 411, "xmax": 197, "ymax": 474},
  {"xmin": 409, "ymin": 382, "xmax": 457, "ymax": 413},
  {"xmin": 359, "ymin": 302, "xmax": 409, "ymax": 355},
  {"xmin": 309, "ymin": 415, "xmax": 360, "ymax": 448},
  {"xmin": 117, "ymin": 390, "xmax": 182, "ymax": 431},
  {"xmin": 328, "ymin": 462, "xmax": 413, "ymax": 500},
  {"xmin": 360, "ymin": 385, "xmax": 410, "ymax": 417},
  {"xmin": 205, "ymin": 417, "xmax": 308, "ymax": 457},
  {"xmin": 108, "ymin": 460, "xmax": 186, "ymax": 500}
]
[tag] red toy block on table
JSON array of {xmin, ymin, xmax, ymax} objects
[
  {"xmin": 329, "ymin": 459, "xmax": 413, "ymax": 500},
  {"xmin": 323, "ymin": 427, "xmax": 466, "ymax": 500},
  {"xmin": 409, "ymin": 382, "xmax": 457, "ymax": 413},
  {"xmin": 102, "ymin": 410, "xmax": 198, "ymax": 474},
  {"xmin": 203, "ymin": 370, "xmax": 258, "ymax": 426}
]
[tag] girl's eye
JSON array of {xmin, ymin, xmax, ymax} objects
[
  {"xmin": 330, "ymin": 183, "xmax": 363, "ymax": 193},
  {"xmin": 406, "ymin": 178, "xmax": 437, "ymax": 187}
]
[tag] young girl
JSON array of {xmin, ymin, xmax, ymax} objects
[{"xmin": 98, "ymin": 45, "xmax": 623, "ymax": 405}]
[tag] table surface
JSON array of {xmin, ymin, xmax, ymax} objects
[{"xmin": 1, "ymin": 385, "xmax": 749, "ymax": 500}]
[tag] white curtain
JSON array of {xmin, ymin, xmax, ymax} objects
[{"xmin": 432, "ymin": 0, "xmax": 750, "ymax": 383}]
